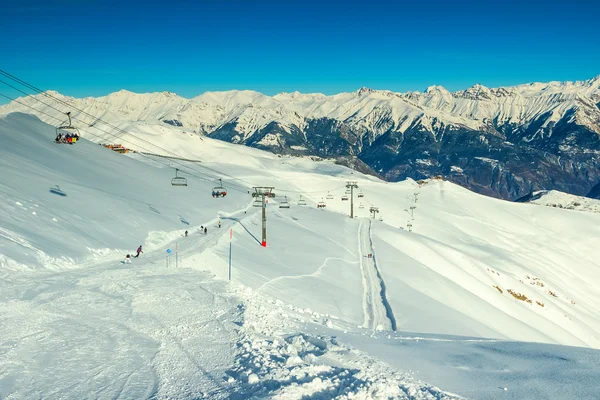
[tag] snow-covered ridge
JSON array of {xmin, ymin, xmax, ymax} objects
[
  {"xmin": 520, "ymin": 190, "xmax": 600, "ymax": 213},
  {"xmin": 2, "ymin": 75, "xmax": 599, "ymax": 139}
]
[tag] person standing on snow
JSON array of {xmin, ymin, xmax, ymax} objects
[
  {"xmin": 184, "ymin": 230, "xmax": 188, "ymax": 237},
  {"xmin": 204, "ymin": 227, "xmax": 207, "ymax": 234},
  {"xmin": 135, "ymin": 245, "xmax": 143, "ymax": 258},
  {"xmin": 218, "ymin": 221, "xmax": 221, "ymax": 228}
]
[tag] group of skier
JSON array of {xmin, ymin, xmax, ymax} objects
[
  {"xmin": 55, "ymin": 132, "xmax": 79, "ymax": 144},
  {"xmin": 124, "ymin": 222, "xmax": 221, "ymax": 264},
  {"xmin": 124, "ymin": 245, "xmax": 143, "ymax": 264}
]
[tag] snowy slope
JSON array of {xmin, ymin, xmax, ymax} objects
[
  {"xmin": 518, "ymin": 190, "xmax": 600, "ymax": 213},
  {"xmin": 2, "ymin": 113, "xmax": 600, "ymax": 399}
]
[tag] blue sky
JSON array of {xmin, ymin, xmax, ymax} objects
[{"xmin": 1, "ymin": 0, "xmax": 599, "ymax": 102}]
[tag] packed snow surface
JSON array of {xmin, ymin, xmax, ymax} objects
[{"xmin": 1, "ymin": 113, "xmax": 600, "ymax": 399}]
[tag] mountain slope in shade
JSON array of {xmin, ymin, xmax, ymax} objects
[
  {"xmin": 588, "ymin": 181, "xmax": 600, "ymax": 199},
  {"xmin": 2, "ymin": 75, "xmax": 599, "ymax": 200}
]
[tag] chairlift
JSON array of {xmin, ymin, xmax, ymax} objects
[
  {"xmin": 212, "ymin": 178, "xmax": 227, "ymax": 198},
  {"xmin": 341, "ymin": 195, "xmax": 349, "ymax": 201},
  {"xmin": 317, "ymin": 198, "xmax": 326, "ymax": 208},
  {"xmin": 358, "ymin": 191, "xmax": 364, "ymax": 198},
  {"xmin": 345, "ymin": 189, "xmax": 351, "ymax": 194},
  {"xmin": 359, "ymin": 203, "xmax": 364, "ymax": 209},
  {"xmin": 379, "ymin": 215, "xmax": 383, "ymax": 221},
  {"xmin": 279, "ymin": 196, "xmax": 290, "ymax": 209},
  {"xmin": 326, "ymin": 192, "xmax": 333, "ymax": 200},
  {"xmin": 253, "ymin": 198, "xmax": 262, "ymax": 207},
  {"xmin": 54, "ymin": 112, "xmax": 81, "ymax": 144},
  {"xmin": 298, "ymin": 195, "xmax": 307, "ymax": 206},
  {"xmin": 171, "ymin": 168, "xmax": 188, "ymax": 186}
]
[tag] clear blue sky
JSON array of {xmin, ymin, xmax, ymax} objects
[{"xmin": 1, "ymin": 0, "xmax": 599, "ymax": 102}]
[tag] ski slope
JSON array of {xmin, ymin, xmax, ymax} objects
[{"xmin": 2, "ymin": 112, "xmax": 600, "ymax": 399}]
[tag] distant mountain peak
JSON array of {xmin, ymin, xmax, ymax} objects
[
  {"xmin": 425, "ymin": 85, "xmax": 450, "ymax": 95},
  {"xmin": 356, "ymin": 87, "xmax": 376, "ymax": 96}
]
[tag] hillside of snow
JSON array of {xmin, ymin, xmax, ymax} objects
[
  {"xmin": 517, "ymin": 190, "xmax": 600, "ymax": 213},
  {"xmin": 2, "ymin": 113, "xmax": 600, "ymax": 399}
]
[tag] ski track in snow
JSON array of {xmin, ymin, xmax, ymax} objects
[
  {"xmin": 357, "ymin": 218, "xmax": 394, "ymax": 331},
  {"xmin": 256, "ymin": 257, "xmax": 360, "ymax": 292}
]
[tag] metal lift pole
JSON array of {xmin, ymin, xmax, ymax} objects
[
  {"xmin": 350, "ymin": 185, "xmax": 354, "ymax": 218},
  {"xmin": 346, "ymin": 181, "xmax": 358, "ymax": 219}
]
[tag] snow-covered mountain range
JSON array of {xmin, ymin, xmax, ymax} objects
[{"xmin": 2, "ymin": 75, "xmax": 600, "ymax": 200}]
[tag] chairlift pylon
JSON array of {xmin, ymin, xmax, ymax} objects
[
  {"xmin": 212, "ymin": 178, "xmax": 227, "ymax": 198},
  {"xmin": 171, "ymin": 168, "xmax": 188, "ymax": 186}
]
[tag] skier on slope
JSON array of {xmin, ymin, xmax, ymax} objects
[
  {"xmin": 218, "ymin": 221, "xmax": 221, "ymax": 228},
  {"xmin": 204, "ymin": 227, "xmax": 207, "ymax": 234},
  {"xmin": 124, "ymin": 254, "xmax": 131, "ymax": 264},
  {"xmin": 135, "ymin": 245, "xmax": 143, "ymax": 258}
]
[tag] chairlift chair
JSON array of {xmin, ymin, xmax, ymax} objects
[
  {"xmin": 298, "ymin": 195, "xmax": 307, "ymax": 206},
  {"xmin": 171, "ymin": 168, "xmax": 188, "ymax": 186},
  {"xmin": 358, "ymin": 191, "xmax": 364, "ymax": 198},
  {"xmin": 341, "ymin": 195, "xmax": 349, "ymax": 201},
  {"xmin": 359, "ymin": 203, "xmax": 364, "ymax": 209},
  {"xmin": 54, "ymin": 112, "xmax": 81, "ymax": 144},
  {"xmin": 279, "ymin": 196, "xmax": 290, "ymax": 209},
  {"xmin": 317, "ymin": 198, "xmax": 326, "ymax": 208},
  {"xmin": 212, "ymin": 178, "xmax": 227, "ymax": 198},
  {"xmin": 326, "ymin": 192, "xmax": 334, "ymax": 200},
  {"xmin": 253, "ymin": 198, "xmax": 262, "ymax": 207}
]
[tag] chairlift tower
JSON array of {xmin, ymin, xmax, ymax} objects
[
  {"xmin": 252, "ymin": 187, "xmax": 274, "ymax": 247},
  {"xmin": 346, "ymin": 181, "xmax": 359, "ymax": 218},
  {"xmin": 369, "ymin": 206, "xmax": 379, "ymax": 219}
]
